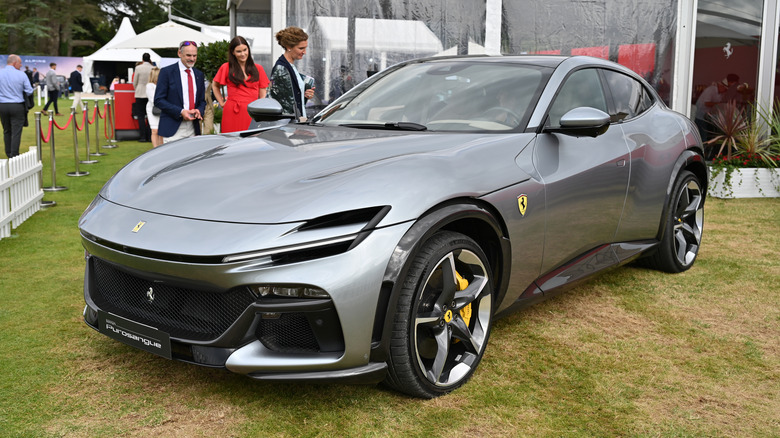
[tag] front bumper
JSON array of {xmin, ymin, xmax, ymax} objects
[{"xmin": 81, "ymin": 218, "xmax": 412, "ymax": 382}]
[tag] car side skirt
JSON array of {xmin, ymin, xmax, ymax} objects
[{"xmin": 494, "ymin": 240, "xmax": 658, "ymax": 318}]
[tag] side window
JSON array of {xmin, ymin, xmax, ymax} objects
[
  {"xmin": 603, "ymin": 70, "xmax": 654, "ymax": 122},
  {"xmin": 547, "ymin": 69, "xmax": 608, "ymax": 127}
]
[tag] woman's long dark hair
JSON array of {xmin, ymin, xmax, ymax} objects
[{"xmin": 227, "ymin": 35, "xmax": 259, "ymax": 87}]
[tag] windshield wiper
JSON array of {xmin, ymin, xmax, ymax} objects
[{"xmin": 339, "ymin": 122, "xmax": 428, "ymax": 131}]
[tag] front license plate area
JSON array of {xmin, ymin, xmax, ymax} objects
[{"xmin": 98, "ymin": 310, "xmax": 172, "ymax": 359}]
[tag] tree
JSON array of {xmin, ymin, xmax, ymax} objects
[
  {"xmin": 0, "ymin": 0, "xmax": 110, "ymax": 56},
  {"xmin": 0, "ymin": 0, "xmax": 231, "ymax": 56},
  {"xmin": 167, "ymin": 0, "xmax": 229, "ymax": 27},
  {"xmin": 0, "ymin": 0, "xmax": 53, "ymax": 54}
]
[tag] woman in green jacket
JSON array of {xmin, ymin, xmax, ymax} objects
[{"xmin": 268, "ymin": 26, "xmax": 316, "ymax": 121}]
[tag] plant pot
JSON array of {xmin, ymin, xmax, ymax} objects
[{"xmin": 708, "ymin": 166, "xmax": 780, "ymax": 198}]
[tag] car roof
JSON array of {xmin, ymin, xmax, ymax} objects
[
  {"xmin": 408, "ymin": 54, "xmax": 640, "ymax": 77},
  {"xmin": 409, "ymin": 54, "xmax": 568, "ymax": 69}
]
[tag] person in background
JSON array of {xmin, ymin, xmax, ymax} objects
[
  {"xmin": 31, "ymin": 68, "xmax": 40, "ymax": 88},
  {"xmin": 722, "ymin": 73, "xmax": 742, "ymax": 105},
  {"xmin": 694, "ymin": 74, "xmax": 739, "ymax": 144},
  {"xmin": 268, "ymin": 26, "xmax": 315, "ymax": 121},
  {"xmin": 211, "ymin": 35, "xmax": 270, "ymax": 133},
  {"xmin": 109, "ymin": 76, "xmax": 119, "ymax": 96},
  {"xmin": 154, "ymin": 41, "xmax": 206, "ymax": 143},
  {"xmin": 329, "ymin": 64, "xmax": 353, "ymax": 102},
  {"xmin": 41, "ymin": 63, "xmax": 62, "ymax": 116},
  {"xmin": 0, "ymin": 55, "xmax": 34, "ymax": 158},
  {"xmin": 69, "ymin": 65, "xmax": 84, "ymax": 110},
  {"xmin": 133, "ymin": 53, "xmax": 153, "ymax": 142},
  {"xmin": 145, "ymin": 67, "xmax": 162, "ymax": 147},
  {"xmin": 24, "ymin": 66, "xmax": 32, "ymax": 85}
]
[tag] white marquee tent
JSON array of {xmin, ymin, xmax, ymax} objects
[
  {"xmin": 82, "ymin": 17, "xmax": 161, "ymax": 93},
  {"xmin": 112, "ymin": 20, "xmax": 220, "ymax": 50}
]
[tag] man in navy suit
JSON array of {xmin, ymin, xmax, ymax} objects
[{"xmin": 154, "ymin": 41, "xmax": 206, "ymax": 143}]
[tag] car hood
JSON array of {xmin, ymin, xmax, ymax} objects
[{"xmin": 98, "ymin": 125, "xmax": 535, "ymax": 224}]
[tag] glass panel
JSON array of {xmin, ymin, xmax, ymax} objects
[
  {"xmin": 691, "ymin": 0, "xmax": 763, "ymax": 145},
  {"xmin": 602, "ymin": 70, "xmax": 655, "ymax": 122},
  {"xmin": 317, "ymin": 61, "xmax": 549, "ymax": 132},
  {"xmin": 286, "ymin": 0, "xmax": 488, "ymax": 109},
  {"xmin": 501, "ymin": 0, "xmax": 678, "ymax": 106},
  {"xmin": 547, "ymin": 69, "xmax": 607, "ymax": 127}
]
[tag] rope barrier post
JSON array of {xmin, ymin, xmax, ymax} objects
[
  {"xmin": 80, "ymin": 101, "xmax": 98, "ymax": 164},
  {"xmin": 35, "ymin": 112, "xmax": 56, "ymax": 206},
  {"xmin": 100, "ymin": 98, "xmax": 115, "ymax": 149},
  {"xmin": 102, "ymin": 97, "xmax": 118, "ymax": 149},
  {"xmin": 42, "ymin": 111, "xmax": 67, "ymax": 192},
  {"xmin": 90, "ymin": 100, "xmax": 106, "ymax": 156},
  {"xmin": 67, "ymin": 107, "xmax": 89, "ymax": 177}
]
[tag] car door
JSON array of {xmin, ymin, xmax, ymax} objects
[
  {"xmin": 534, "ymin": 68, "xmax": 631, "ymax": 275},
  {"xmin": 601, "ymin": 69, "xmax": 689, "ymax": 243}
]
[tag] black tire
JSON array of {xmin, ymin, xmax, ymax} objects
[
  {"xmin": 384, "ymin": 231, "xmax": 494, "ymax": 398},
  {"xmin": 643, "ymin": 170, "xmax": 704, "ymax": 273}
]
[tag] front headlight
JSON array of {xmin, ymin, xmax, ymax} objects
[
  {"xmin": 250, "ymin": 284, "xmax": 331, "ymax": 299},
  {"xmin": 221, "ymin": 206, "xmax": 391, "ymax": 264},
  {"xmin": 221, "ymin": 234, "xmax": 358, "ymax": 263}
]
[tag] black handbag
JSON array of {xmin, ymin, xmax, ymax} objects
[{"xmin": 152, "ymin": 105, "xmax": 161, "ymax": 116}]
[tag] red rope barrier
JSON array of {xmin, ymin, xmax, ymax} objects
[
  {"xmin": 40, "ymin": 119, "xmax": 54, "ymax": 143},
  {"xmin": 74, "ymin": 109, "xmax": 87, "ymax": 132},
  {"xmin": 88, "ymin": 105, "xmax": 98, "ymax": 125},
  {"xmin": 53, "ymin": 113, "xmax": 73, "ymax": 130}
]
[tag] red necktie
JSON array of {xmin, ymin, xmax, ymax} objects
[{"xmin": 186, "ymin": 68, "xmax": 194, "ymax": 110}]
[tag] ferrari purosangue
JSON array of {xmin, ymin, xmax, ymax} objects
[{"xmin": 79, "ymin": 55, "xmax": 706, "ymax": 398}]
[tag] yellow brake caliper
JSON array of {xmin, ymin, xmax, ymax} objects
[{"xmin": 455, "ymin": 271, "xmax": 472, "ymax": 326}]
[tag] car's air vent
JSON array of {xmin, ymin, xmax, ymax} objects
[{"xmin": 295, "ymin": 206, "xmax": 390, "ymax": 232}]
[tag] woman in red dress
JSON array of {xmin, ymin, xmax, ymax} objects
[{"xmin": 212, "ymin": 36, "xmax": 270, "ymax": 133}]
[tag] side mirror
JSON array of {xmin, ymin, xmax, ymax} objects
[
  {"xmin": 247, "ymin": 98, "xmax": 296, "ymax": 122},
  {"xmin": 544, "ymin": 107, "xmax": 610, "ymax": 138}
]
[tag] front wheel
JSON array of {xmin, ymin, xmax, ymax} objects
[
  {"xmin": 384, "ymin": 231, "xmax": 494, "ymax": 398},
  {"xmin": 643, "ymin": 170, "xmax": 704, "ymax": 273}
]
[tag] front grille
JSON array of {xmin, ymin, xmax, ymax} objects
[
  {"xmin": 90, "ymin": 257, "xmax": 255, "ymax": 341},
  {"xmin": 256, "ymin": 313, "xmax": 321, "ymax": 353}
]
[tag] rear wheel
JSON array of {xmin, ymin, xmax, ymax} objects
[
  {"xmin": 643, "ymin": 170, "xmax": 704, "ymax": 273},
  {"xmin": 384, "ymin": 231, "xmax": 493, "ymax": 398}
]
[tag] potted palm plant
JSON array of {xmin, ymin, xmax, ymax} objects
[{"xmin": 708, "ymin": 103, "xmax": 780, "ymax": 198}]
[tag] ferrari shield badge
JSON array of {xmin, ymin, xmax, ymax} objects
[
  {"xmin": 132, "ymin": 221, "xmax": 146, "ymax": 233},
  {"xmin": 517, "ymin": 195, "xmax": 528, "ymax": 216}
]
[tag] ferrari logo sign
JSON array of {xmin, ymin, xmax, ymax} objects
[
  {"xmin": 132, "ymin": 221, "xmax": 146, "ymax": 233},
  {"xmin": 517, "ymin": 195, "xmax": 528, "ymax": 216}
]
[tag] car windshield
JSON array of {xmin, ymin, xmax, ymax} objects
[{"xmin": 315, "ymin": 60, "xmax": 549, "ymax": 132}]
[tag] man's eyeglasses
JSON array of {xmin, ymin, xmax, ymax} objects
[{"xmin": 179, "ymin": 41, "xmax": 198, "ymax": 49}]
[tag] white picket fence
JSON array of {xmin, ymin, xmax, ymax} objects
[{"xmin": 0, "ymin": 147, "xmax": 44, "ymax": 240}]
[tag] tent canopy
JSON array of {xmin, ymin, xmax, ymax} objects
[
  {"xmin": 113, "ymin": 21, "xmax": 220, "ymax": 50},
  {"xmin": 83, "ymin": 17, "xmax": 161, "ymax": 92}
]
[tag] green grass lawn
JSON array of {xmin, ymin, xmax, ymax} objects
[{"xmin": 1, "ymin": 99, "xmax": 779, "ymax": 437}]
